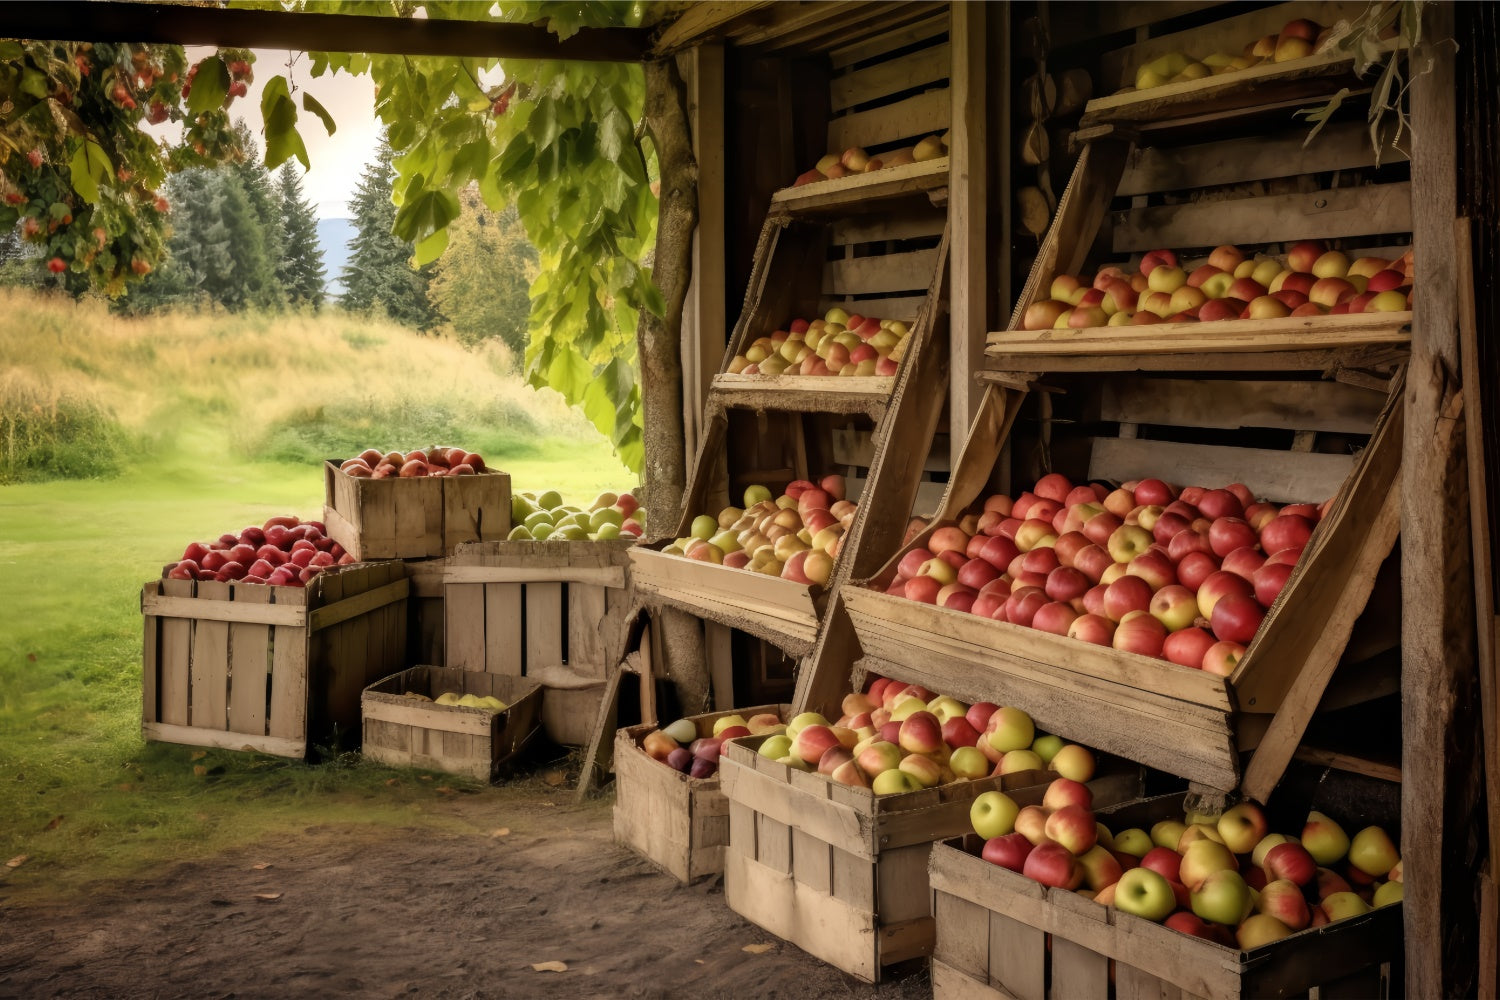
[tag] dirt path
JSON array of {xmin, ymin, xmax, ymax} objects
[{"xmin": 0, "ymin": 784, "xmax": 930, "ymax": 1000}]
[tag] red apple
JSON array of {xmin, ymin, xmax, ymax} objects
[
  {"xmin": 1067, "ymin": 613, "xmax": 1115, "ymax": 646},
  {"xmin": 1113, "ymin": 611, "xmax": 1167, "ymax": 657},
  {"xmin": 978, "ymin": 535, "xmax": 1021, "ymax": 571},
  {"xmin": 1103, "ymin": 575, "xmax": 1153, "ymax": 622},
  {"xmin": 1127, "ymin": 549, "xmax": 1178, "ymax": 591},
  {"xmin": 1198, "ymin": 570, "xmax": 1255, "ymax": 619},
  {"xmin": 1003, "ymin": 587, "xmax": 1049, "ymax": 627},
  {"xmin": 942, "ymin": 716, "xmax": 981, "ymax": 748},
  {"xmin": 1220, "ymin": 546, "xmax": 1266, "ymax": 580},
  {"xmin": 1211, "ymin": 594, "xmax": 1266, "ymax": 644},
  {"xmin": 1163, "ymin": 627, "xmax": 1217, "ymax": 668},
  {"xmin": 1253, "ymin": 561, "xmax": 1294, "ymax": 606},
  {"xmin": 1176, "ymin": 551, "xmax": 1219, "ymax": 591},
  {"xmin": 982, "ymin": 833, "xmax": 1035, "ymax": 872},
  {"xmin": 1045, "ymin": 566, "xmax": 1092, "ymax": 605},
  {"xmin": 1260, "ymin": 514, "xmax": 1314, "ymax": 554},
  {"xmin": 1140, "ymin": 847, "xmax": 1183, "ymax": 884},
  {"xmin": 1023, "ymin": 842, "xmax": 1083, "ymax": 890},
  {"xmin": 1201, "ymin": 640, "xmax": 1246, "ymax": 677}
]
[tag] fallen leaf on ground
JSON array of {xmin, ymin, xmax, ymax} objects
[
  {"xmin": 543, "ymin": 770, "xmax": 566, "ymax": 787},
  {"xmin": 191, "ymin": 750, "xmax": 208, "ymax": 761},
  {"xmin": 436, "ymin": 786, "xmax": 457, "ymax": 796},
  {"xmin": 44, "ymin": 816, "xmax": 63, "ymax": 831},
  {"xmin": 193, "ymin": 765, "xmax": 207, "ymax": 776},
  {"xmin": 419, "ymin": 775, "xmax": 433, "ymax": 782},
  {"xmin": 490, "ymin": 828, "xmax": 511, "ymax": 838},
  {"xmin": 385, "ymin": 778, "xmax": 400, "ymax": 787},
  {"xmin": 531, "ymin": 961, "xmax": 568, "ymax": 972},
  {"xmin": 6, "ymin": 855, "xmax": 28, "ymax": 869},
  {"xmin": 742, "ymin": 943, "xmax": 775, "ymax": 955},
  {"xmin": 253, "ymin": 893, "xmax": 282, "ymax": 901},
  {"xmin": 695, "ymin": 959, "xmax": 705, "ymax": 965},
  {"xmin": 26, "ymin": 652, "xmax": 36, "ymax": 661},
  {"xmin": 251, "ymin": 863, "xmax": 273, "ymax": 870}
]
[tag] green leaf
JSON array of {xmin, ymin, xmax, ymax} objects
[
  {"xmin": 393, "ymin": 185, "xmax": 460, "ymax": 245},
  {"xmin": 0, "ymin": 41, "xmax": 22, "ymax": 60},
  {"xmin": 20, "ymin": 68, "xmax": 47, "ymax": 99},
  {"xmin": 187, "ymin": 57, "xmax": 230, "ymax": 115},
  {"xmin": 412, "ymin": 226, "xmax": 450, "ymax": 267},
  {"xmin": 261, "ymin": 76, "xmax": 310, "ymax": 170},
  {"xmin": 67, "ymin": 138, "xmax": 111, "ymax": 204},
  {"xmin": 451, "ymin": 140, "xmax": 491, "ymax": 185},
  {"xmin": 302, "ymin": 93, "xmax": 337, "ymax": 135}
]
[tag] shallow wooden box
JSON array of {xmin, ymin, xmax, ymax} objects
[
  {"xmin": 361, "ymin": 666, "xmax": 541, "ymax": 782},
  {"xmin": 322, "ymin": 459, "xmax": 511, "ymax": 561},
  {"xmin": 928, "ymin": 792, "xmax": 1403, "ymax": 1000},
  {"xmin": 719, "ymin": 733, "xmax": 1140, "ymax": 983},
  {"xmin": 611, "ymin": 705, "xmax": 785, "ymax": 883},
  {"xmin": 845, "ymin": 370, "xmax": 1403, "ymax": 797},
  {"xmin": 141, "ymin": 561, "xmax": 409, "ymax": 758},
  {"xmin": 444, "ymin": 539, "xmax": 632, "ymax": 745}
]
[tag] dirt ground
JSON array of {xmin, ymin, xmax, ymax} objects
[{"xmin": 0, "ymin": 781, "xmax": 932, "ymax": 1000}]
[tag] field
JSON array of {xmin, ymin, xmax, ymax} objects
[{"xmin": 0, "ymin": 290, "xmax": 634, "ymax": 900}]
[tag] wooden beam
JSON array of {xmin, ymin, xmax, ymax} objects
[
  {"xmin": 3, "ymin": 1, "xmax": 649, "ymax": 61},
  {"xmin": 948, "ymin": 1, "xmax": 988, "ymax": 450},
  {"xmin": 680, "ymin": 44, "xmax": 727, "ymax": 469},
  {"xmin": 1403, "ymin": 5, "xmax": 1482, "ymax": 997}
]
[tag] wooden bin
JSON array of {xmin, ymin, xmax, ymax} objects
[
  {"xmin": 928, "ymin": 791, "xmax": 1403, "ymax": 1000},
  {"xmin": 361, "ymin": 665, "xmax": 542, "ymax": 781},
  {"xmin": 719, "ymin": 733, "xmax": 1141, "ymax": 983},
  {"xmin": 141, "ymin": 561, "xmax": 409, "ymax": 758},
  {"xmin": 845, "ymin": 368, "xmax": 1403, "ymax": 797},
  {"xmin": 322, "ymin": 459, "xmax": 511, "ymax": 561},
  {"xmin": 612, "ymin": 705, "xmax": 786, "ymax": 883},
  {"xmin": 443, "ymin": 539, "xmax": 632, "ymax": 745}
]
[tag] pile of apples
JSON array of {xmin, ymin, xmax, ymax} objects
[
  {"xmin": 640, "ymin": 712, "xmax": 781, "ymax": 781},
  {"xmin": 755, "ymin": 678, "xmax": 1097, "ymax": 796},
  {"xmin": 970, "ymin": 784, "xmax": 1402, "ymax": 949},
  {"xmin": 508, "ymin": 488, "xmax": 643, "ymax": 541},
  {"xmin": 338, "ymin": 445, "xmax": 488, "ymax": 479},
  {"xmin": 403, "ymin": 690, "xmax": 509, "ymax": 712},
  {"xmin": 164, "ymin": 516, "xmax": 353, "ymax": 587},
  {"xmin": 879, "ymin": 472, "xmax": 1328, "ymax": 673},
  {"xmin": 663, "ymin": 476, "xmax": 854, "ymax": 585},
  {"xmin": 1129, "ymin": 17, "xmax": 1341, "ymax": 90},
  {"xmin": 727, "ymin": 308, "xmax": 911, "ymax": 378},
  {"xmin": 791, "ymin": 133, "xmax": 947, "ymax": 187},
  {"xmin": 1020, "ymin": 241, "xmax": 1414, "ymax": 331}
]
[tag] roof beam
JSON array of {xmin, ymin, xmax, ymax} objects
[{"xmin": 2, "ymin": 2, "xmax": 650, "ymax": 62}]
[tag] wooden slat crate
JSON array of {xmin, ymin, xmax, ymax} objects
[
  {"xmin": 612, "ymin": 705, "xmax": 786, "ymax": 883},
  {"xmin": 361, "ymin": 666, "xmax": 541, "ymax": 781},
  {"xmin": 443, "ymin": 539, "xmax": 632, "ymax": 746},
  {"xmin": 844, "ymin": 365, "xmax": 1404, "ymax": 797},
  {"xmin": 1079, "ymin": 1, "xmax": 1393, "ymax": 130},
  {"xmin": 719, "ymin": 733, "xmax": 1142, "ymax": 983},
  {"xmin": 322, "ymin": 459, "xmax": 511, "ymax": 560},
  {"xmin": 988, "ymin": 116, "xmax": 1412, "ymax": 371},
  {"xmin": 929, "ymin": 790, "xmax": 1403, "ymax": 1000},
  {"xmin": 141, "ymin": 561, "xmax": 409, "ymax": 758}
]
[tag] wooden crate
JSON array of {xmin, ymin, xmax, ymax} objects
[
  {"xmin": 361, "ymin": 666, "xmax": 541, "ymax": 781},
  {"xmin": 928, "ymin": 790, "xmax": 1403, "ymax": 1000},
  {"xmin": 1078, "ymin": 0, "xmax": 1395, "ymax": 130},
  {"xmin": 611, "ymin": 705, "xmax": 786, "ymax": 883},
  {"xmin": 719, "ymin": 733, "xmax": 1141, "ymax": 983},
  {"xmin": 443, "ymin": 539, "xmax": 632, "ymax": 746},
  {"xmin": 322, "ymin": 459, "xmax": 511, "ymax": 560},
  {"xmin": 141, "ymin": 561, "xmax": 409, "ymax": 758},
  {"xmin": 844, "ymin": 366, "xmax": 1404, "ymax": 797}
]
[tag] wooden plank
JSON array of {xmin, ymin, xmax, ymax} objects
[
  {"xmin": 792, "ymin": 825, "xmax": 833, "ymax": 894},
  {"xmin": 875, "ymin": 843, "xmax": 931, "ymax": 924},
  {"xmin": 768, "ymin": 156, "xmax": 949, "ymax": 216},
  {"xmin": 566, "ymin": 582, "xmax": 609, "ymax": 676},
  {"xmin": 225, "ymin": 585, "xmax": 272, "ymax": 736},
  {"xmin": 485, "ymin": 582, "xmax": 524, "ymax": 676},
  {"xmin": 141, "ymin": 593, "xmax": 306, "ymax": 627},
  {"xmin": 1116, "ymin": 963, "xmax": 1185, "ymax": 1000},
  {"xmin": 988, "ymin": 910, "xmax": 1046, "ymax": 1000},
  {"xmin": 1099, "ymin": 376, "xmax": 1387, "ymax": 435},
  {"xmin": 525, "ymin": 581, "xmax": 564, "ymax": 669},
  {"xmin": 823, "ymin": 246, "xmax": 941, "ymax": 296},
  {"xmin": 722, "ymin": 755, "xmax": 872, "ymax": 858},
  {"xmin": 817, "ymin": 293, "xmax": 928, "ymax": 324},
  {"xmin": 1089, "ymin": 436, "xmax": 1353, "ymax": 504},
  {"xmin": 705, "ymin": 621, "xmax": 735, "ymax": 710},
  {"xmin": 141, "ymin": 583, "xmax": 161, "ymax": 724},
  {"xmin": 190, "ymin": 581, "xmax": 231, "ymax": 732},
  {"xmin": 1113, "ymin": 181, "xmax": 1412, "ymax": 254},
  {"xmin": 832, "ymin": 427, "xmax": 950, "ymax": 473},
  {"xmin": 933, "ymin": 890, "xmax": 991, "ymax": 980},
  {"xmin": 444, "ymin": 582, "xmax": 485, "ymax": 671},
  {"xmin": 683, "ymin": 42, "xmax": 726, "ymax": 467},
  {"xmin": 306, "ymin": 577, "xmax": 408, "ymax": 632},
  {"xmin": 1117, "ymin": 120, "xmax": 1405, "ymax": 198},
  {"xmin": 440, "ymin": 564, "xmax": 625, "ymax": 587},
  {"xmin": 830, "ymin": 206, "xmax": 946, "ymax": 246},
  {"xmin": 948, "ymin": 0, "xmax": 988, "ymax": 451},
  {"xmin": 828, "ymin": 87, "xmax": 950, "ymax": 154},
  {"xmin": 989, "ymin": 313, "xmax": 1411, "ymax": 358},
  {"xmin": 649, "ymin": 1, "xmax": 776, "ymax": 55},
  {"xmin": 828, "ymin": 9, "xmax": 948, "ymax": 69},
  {"xmin": 141, "ymin": 722, "xmax": 305, "ymax": 758},
  {"xmin": 1049, "ymin": 0, "xmax": 1221, "ymax": 49},
  {"xmin": 710, "ymin": 373, "xmax": 895, "ymax": 405},
  {"xmin": 1051, "ymin": 934, "xmax": 1111, "ymax": 998},
  {"xmin": 830, "ymin": 40, "xmax": 949, "ymax": 112},
  {"xmin": 359, "ymin": 699, "xmax": 496, "ymax": 738},
  {"xmin": 930, "ymin": 958, "xmax": 1008, "ymax": 1000}
]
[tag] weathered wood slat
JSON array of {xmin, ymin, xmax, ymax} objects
[
  {"xmin": 830, "ymin": 39, "xmax": 949, "ymax": 112},
  {"xmin": 1098, "ymin": 376, "xmax": 1388, "ymax": 435},
  {"xmin": 828, "ymin": 87, "xmax": 950, "ymax": 154},
  {"xmin": 1088, "ymin": 436, "xmax": 1354, "ymax": 503},
  {"xmin": 987, "ymin": 313, "xmax": 1412, "ymax": 358},
  {"xmin": 769, "ymin": 156, "xmax": 949, "ymax": 216},
  {"xmin": 823, "ymin": 247, "xmax": 939, "ymax": 298}
]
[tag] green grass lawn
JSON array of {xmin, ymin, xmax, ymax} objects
[{"xmin": 0, "ymin": 297, "xmax": 635, "ymax": 902}]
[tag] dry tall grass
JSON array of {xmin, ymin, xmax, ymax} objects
[{"xmin": 0, "ymin": 289, "xmax": 606, "ymax": 479}]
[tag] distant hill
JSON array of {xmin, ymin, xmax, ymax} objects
[{"xmin": 316, "ymin": 217, "xmax": 356, "ymax": 299}]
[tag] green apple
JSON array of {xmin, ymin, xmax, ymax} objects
[
  {"xmin": 555, "ymin": 524, "xmax": 588, "ymax": 540},
  {"xmin": 537, "ymin": 489, "xmax": 563, "ymax": 510},
  {"xmin": 511, "ymin": 494, "xmax": 538, "ymax": 523},
  {"xmin": 872, "ymin": 769, "xmax": 923, "ymax": 795},
  {"xmin": 1237, "ymin": 913, "xmax": 1293, "ymax": 949},
  {"xmin": 1320, "ymin": 891, "xmax": 1372, "ymax": 922},
  {"xmin": 530, "ymin": 523, "xmax": 554, "ymax": 540},
  {"xmin": 888, "ymin": 696, "xmax": 928, "ymax": 721},
  {"xmin": 709, "ymin": 529, "xmax": 742, "ymax": 554},
  {"xmin": 743, "ymin": 484, "xmax": 774, "ymax": 507},
  {"xmin": 1030, "ymin": 733, "xmax": 1064, "ymax": 763},
  {"xmin": 690, "ymin": 514, "xmax": 719, "ymax": 541},
  {"xmin": 970, "ymin": 790, "xmax": 1020, "ymax": 839},
  {"xmin": 506, "ymin": 524, "xmax": 533, "ymax": 541},
  {"xmin": 1113, "ymin": 867, "xmax": 1176, "ymax": 922},
  {"xmin": 785, "ymin": 712, "xmax": 828, "ymax": 739},
  {"xmin": 926, "ymin": 695, "xmax": 968, "ymax": 723},
  {"xmin": 776, "ymin": 753, "xmax": 811, "ymax": 771},
  {"xmin": 589, "ymin": 506, "xmax": 623, "ymax": 531},
  {"xmin": 1113, "ymin": 828, "xmax": 1154, "ymax": 858},
  {"xmin": 1347, "ymin": 825, "xmax": 1399, "ymax": 876},
  {"xmin": 663, "ymin": 718, "xmax": 697, "ymax": 744},
  {"xmin": 758, "ymin": 734, "xmax": 792, "ymax": 759},
  {"xmin": 1151, "ymin": 819, "xmax": 1188, "ymax": 851},
  {"xmin": 948, "ymin": 746, "xmax": 990, "ymax": 780},
  {"xmin": 593, "ymin": 522, "xmax": 621, "ymax": 540},
  {"xmin": 986, "ymin": 706, "xmax": 1035, "ymax": 753},
  {"xmin": 1373, "ymin": 880, "xmax": 1404, "ymax": 907},
  {"xmin": 999, "ymin": 749, "xmax": 1045, "ymax": 775},
  {"xmin": 1301, "ymin": 810, "xmax": 1351, "ymax": 865},
  {"xmin": 1190, "ymin": 868, "xmax": 1252, "ymax": 926},
  {"xmin": 523, "ymin": 510, "xmax": 554, "ymax": 532}
]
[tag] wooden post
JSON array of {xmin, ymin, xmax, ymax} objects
[
  {"xmin": 679, "ymin": 43, "xmax": 727, "ymax": 464},
  {"xmin": 1402, "ymin": 5, "xmax": 1483, "ymax": 996},
  {"xmin": 639, "ymin": 56, "xmax": 698, "ymax": 537},
  {"xmin": 947, "ymin": 1, "xmax": 990, "ymax": 448}
]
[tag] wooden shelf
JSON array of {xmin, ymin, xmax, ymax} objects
[
  {"xmin": 767, "ymin": 157, "xmax": 949, "ymax": 216},
  {"xmin": 1080, "ymin": 42, "xmax": 1400, "ymax": 131},
  {"xmin": 708, "ymin": 374, "xmax": 896, "ymax": 419},
  {"xmin": 985, "ymin": 312, "xmax": 1412, "ymax": 371},
  {"xmin": 627, "ymin": 546, "xmax": 824, "ymax": 655}
]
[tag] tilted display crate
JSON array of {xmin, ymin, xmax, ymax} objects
[
  {"xmin": 361, "ymin": 665, "xmax": 542, "ymax": 781},
  {"xmin": 719, "ymin": 733, "xmax": 1141, "ymax": 983},
  {"xmin": 612, "ymin": 705, "xmax": 786, "ymax": 883},
  {"xmin": 443, "ymin": 539, "xmax": 632, "ymax": 745},
  {"xmin": 322, "ymin": 459, "xmax": 511, "ymax": 561},
  {"xmin": 141, "ymin": 560, "xmax": 409, "ymax": 758}
]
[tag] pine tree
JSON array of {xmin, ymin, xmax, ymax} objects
[
  {"xmin": 276, "ymin": 164, "xmax": 326, "ymax": 309},
  {"xmin": 342, "ymin": 139, "xmax": 439, "ymax": 330},
  {"xmin": 429, "ymin": 188, "xmax": 538, "ymax": 358}
]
